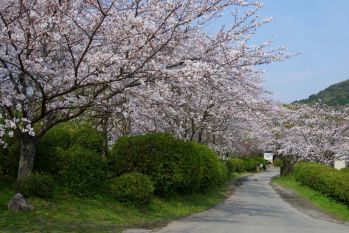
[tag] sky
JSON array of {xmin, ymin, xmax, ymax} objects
[{"xmin": 208, "ymin": 0, "xmax": 349, "ymax": 103}]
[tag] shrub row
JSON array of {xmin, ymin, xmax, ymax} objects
[
  {"xmin": 3, "ymin": 128, "xmax": 229, "ymax": 207},
  {"xmin": 294, "ymin": 162, "xmax": 349, "ymax": 205},
  {"xmin": 109, "ymin": 133, "xmax": 228, "ymax": 196},
  {"xmin": 226, "ymin": 156, "xmax": 266, "ymax": 174},
  {"xmin": 34, "ymin": 123, "xmax": 106, "ymax": 197}
]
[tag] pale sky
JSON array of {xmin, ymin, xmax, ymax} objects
[{"xmin": 209, "ymin": 0, "xmax": 349, "ymax": 103}]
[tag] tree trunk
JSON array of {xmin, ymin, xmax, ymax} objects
[
  {"xmin": 17, "ymin": 135, "xmax": 36, "ymax": 178},
  {"xmin": 280, "ymin": 158, "xmax": 293, "ymax": 176},
  {"xmin": 102, "ymin": 115, "xmax": 109, "ymax": 158}
]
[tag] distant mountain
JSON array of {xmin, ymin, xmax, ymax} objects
[{"xmin": 295, "ymin": 79, "xmax": 349, "ymax": 106}]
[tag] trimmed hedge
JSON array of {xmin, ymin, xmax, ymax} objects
[
  {"xmin": 294, "ymin": 162, "xmax": 349, "ymax": 205},
  {"xmin": 242, "ymin": 157, "xmax": 266, "ymax": 172},
  {"xmin": 109, "ymin": 133, "xmax": 228, "ymax": 195},
  {"xmin": 15, "ymin": 173, "xmax": 55, "ymax": 199},
  {"xmin": 73, "ymin": 125, "xmax": 104, "ymax": 153},
  {"xmin": 35, "ymin": 124, "xmax": 72, "ymax": 175},
  {"xmin": 110, "ymin": 172, "xmax": 154, "ymax": 208},
  {"xmin": 63, "ymin": 146, "xmax": 107, "ymax": 197},
  {"xmin": 226, "ymin": 156, "xmax": 266, "ymax": 173},
  {"xmin": 226, "ymin": 157, "xmax": 245, "ymax": 173},
  {"xmin": 35, "ymin": 123, "xmax": 104, "ymax": 177}
]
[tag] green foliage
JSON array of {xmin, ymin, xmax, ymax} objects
[
  {"xmin": 35, "ymin": 124, "xmax": 72, "ymax": 175},
  {"xmin": 293, "ymin": 162, "xmax": 349, "ymax": 205},
  {"xmin": 110, "ymin": 172, "xmax": 154, "ymax": 208},
  {"xmin": 73, "ymin": 125, "xmax": 104, "ymax": 153},
  {"xmin": 64, "ymin": 146, "xmax": 107, "ymax": 197},
  {"xmin": 340, "ymin": 167, "xmax": 349, "ymax": 173},
  {"xmin": 0, "ymin": 175, "xmax": 15, "ymax": 190},
  {"xmin": 0, "ymin": 174, "xmax": 236, "ymax": 232},
  {"xmin": 192, "ymin": 143, "xmax": 228, "ymax": 191},
  {"xmin": 295, "ymin": 79, "xmax": 349, "ymax": 106},
  {"xmin": 14, "ymin": 173, "xmax": 55, "ymax": 199},
  {"xmin": 0, "ymin": 136, "xmax": 20, "ymax": 178},
  {"xmin": 241, "ymin": 157, "xmax": 261, "ymax": 171},
  {"xmin": 226, "ymin": 157, "xmax": 245, "ymax": 173},
  {"xmin": 273, "ymin": 159, "xmax": 283, "ymax": 167},
  {"xmin": 109, "ymin": 133, "xmax": 228, "ymax": 195},
  {"xmin": 35, "ymin": 123, "xmax": 104, "ymax": 177}
]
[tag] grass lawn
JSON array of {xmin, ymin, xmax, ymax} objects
[
  {"xmin": 273, "ymin": 175, "xmax": 349, "ymax": 222},
  {"xmin": 0, "ymin": 174, "xmax": 243, "ymax": 233}
]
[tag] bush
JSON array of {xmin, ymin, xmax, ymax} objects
[
  {"xmin": 226, "ymin": 157, "xmax": 245, "ymax": 173},
  {"xmin": 293, "ymin": 162, "xmax": 349, "ymax": 205},
  {"xmin": 35, "ymin": 124, "xmax": 72, "ymax": 175},
  {"xmin": 0, "ymin": 175, "xmax": 15, "ymax": 190},
  {"xmin": 340, "ymin": 167, "xmax": 349, "ymax": 173},
  {"xmin": 15, "ymin": 173, "xmax": 55, "ymax": 199},
  {"xmin": 273, "ymin": 159, "xmax": 283, "ymax": 167},
  {"xmin": 191, "ymin": 143, "xmax": 228, "ymax": 191},
  {"xmin": 0, "ymin": 137, "xmax": 20, "ymax": 178},
  {"xmin": 241, "ymin": 158, "xmax": 259, "ymax": 171},
  {"xmin": 64, "ymin": 146, "xmax": 107, "ymax": 197},
  {"xmin": 110, "ymin": 133, "xmax": 227, "ymax": 195},
  {"xmin": 110, "ymin": 172, "xmax": 154, "ymax": 208},
  {"xmin": 72, "ymin": 125, "xmax": 104, "ymax": 153},
  {"xmin": 35, "ymin": 123, "xmax": 104, "ymax": 177}
]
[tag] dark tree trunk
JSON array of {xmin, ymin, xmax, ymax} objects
[
  {"xmin": 102, "ymin": 115, "xmax": 109, "ymax": 158},
  {"xmin": 280, "ymin": 158, "xmax": 294, "ymax": 176},
  {"xmin": 17, "ymin": 135, "xmax": 36, "ymax": 178}
]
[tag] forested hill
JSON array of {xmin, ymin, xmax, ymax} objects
[{"xmin": 295, "ymin": 79, "xmax": 349, "ymax": 106}]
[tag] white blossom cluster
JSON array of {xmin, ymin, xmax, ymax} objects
[{"xmin": 266, "ymin": 104, "xmax": 349, "ymax": 165}]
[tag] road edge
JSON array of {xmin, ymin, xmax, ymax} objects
[{"xmin": 270, "ymin": 179, "xmax": 348, "ymax": 225}]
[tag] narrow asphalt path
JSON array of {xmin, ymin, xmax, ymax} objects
[{"xmin": 156, "ymin": 168, "xmax": 348, "ymax": 233}]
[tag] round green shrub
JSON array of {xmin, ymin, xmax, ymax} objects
[
  {"xmin": 64, "ymin": 146, "xmax": 107, "ymax": 197},
  {"xmin": 191, "ymin": 143, "xmax": 228, "ymax": 191},
  {"xmin": 241, "ymin": 158, "xmax": 261, "ymax": 172},
  {"xmin": 15, "ymin": 173, "xmax": 55, "ymax": 199},
  {"xmin": 226, "ymin": 157, "xmax": 245, "ymax": 173},
  {"xmin": 109, "ymin": 133, "xmax": 227, "ymax": 195},
  {"xmin": 35, "ymin": 124, "xmax": 72, "ymax": 175},
  {"xmin": 35, "ymin": 123, "xmax": 104, "ymax": 178},
  {"xmin": 72, "ymin": 125, "xmax": 104, "ymax": 153},
  {"xmin": 110, "ymin": 172, "xmax": 154, "ymax": 208}
]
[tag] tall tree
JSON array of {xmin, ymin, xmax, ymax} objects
[{"xmin": 0, "ymin": 0, "xmax": 249, "ymax": 177}]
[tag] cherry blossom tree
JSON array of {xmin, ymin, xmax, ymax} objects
[
  {"xmin": 110, "ymin": 11, "xmax": 287, "ymax": 155},
  {"xmin": 1, "ymin": 0, "xmax": 259, "ymax": 177},
  {"xmin": 267, "ymin": 104, "xmax": 349, "ymax": 175}
]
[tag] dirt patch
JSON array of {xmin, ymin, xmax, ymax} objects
[{"xmin": 271, "ymin": 182, "xmax": 345, "ymax": 224}]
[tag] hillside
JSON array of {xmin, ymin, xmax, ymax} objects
[{"xmin": 295, "ymin": 79, "xmax": 349, "ymax": 106}]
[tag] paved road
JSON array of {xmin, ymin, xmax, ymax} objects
[{"xmin": 156, "ymin": 168, "xmax": 348, "ymax": 233}]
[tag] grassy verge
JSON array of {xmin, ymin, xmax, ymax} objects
[
  {"xmin": 0, "ymin": 173, "xmax": 243, "ymax": 233},
  {"xmin": 273, "ymin": 175, "xmax": 349, "ymax": 222}
]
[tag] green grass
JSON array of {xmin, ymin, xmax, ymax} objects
[
  {"xmin": 0, "ymin": 174, "xmax": 242, "ymax": 233},
  {"xmin": 273, "ymin": 175, "xmax": 349, "ymax": 222}
]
